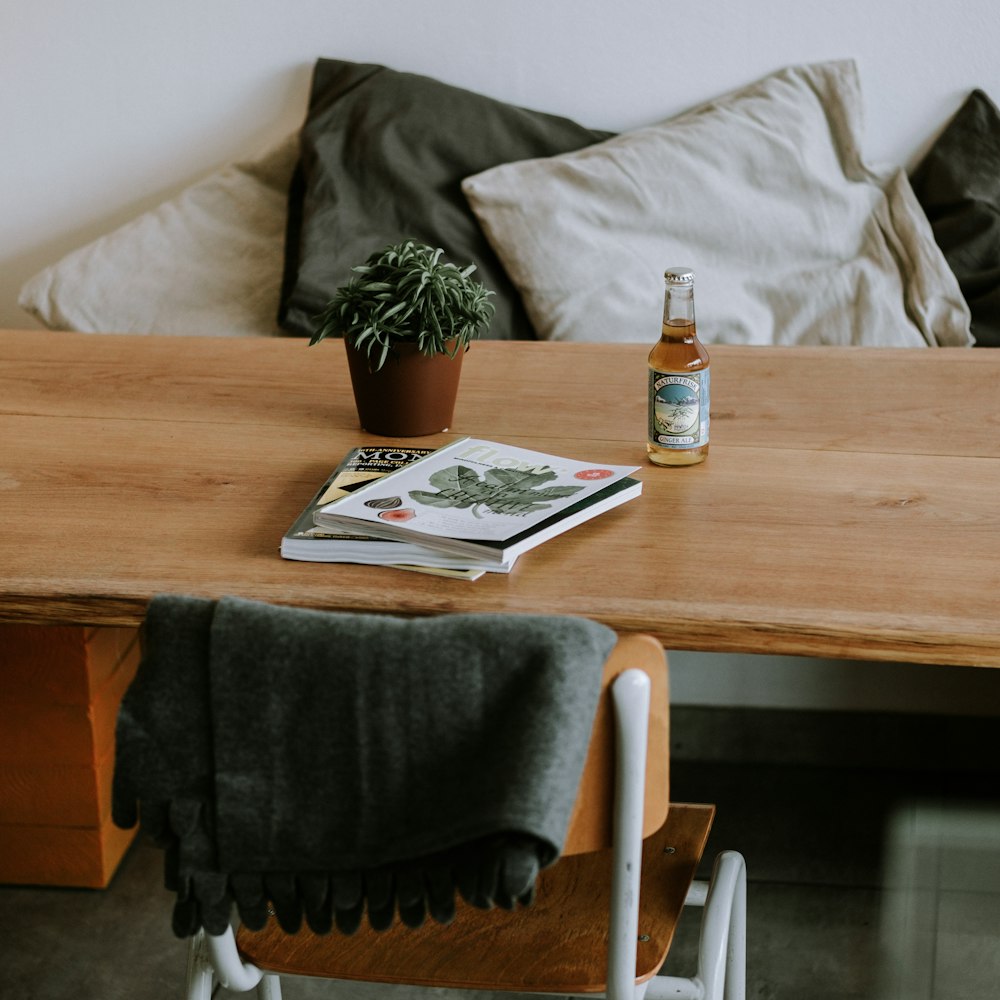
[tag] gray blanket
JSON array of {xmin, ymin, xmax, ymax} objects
[{"xmin": 112, "ymin": 596, "xmax": 613, "ymax": 937}]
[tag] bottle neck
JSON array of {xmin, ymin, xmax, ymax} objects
[{"xmin": 661, "ymin": 283, "xmax": 696, "ymax": 339}]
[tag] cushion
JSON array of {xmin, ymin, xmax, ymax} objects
[
  {"xmin": 910, "ymin": 89, "xmax": 1000, "ymax": 347},
  {"xmin": 19, "ymin": 136, "xmax": 296, "ymax": 337},
  {"xmin": 279, "ymin": 58, "xmax": 613, "ymax": 340},
  {"xmin": 462, "ymin": 60, "xmax": 972, "ymax": 348}
]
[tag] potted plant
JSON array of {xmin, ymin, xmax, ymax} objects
[{"xmin": 310, "ymin": 240, "xmax": 494, "ymax": 436}]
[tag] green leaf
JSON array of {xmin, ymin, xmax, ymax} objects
[
  {"xmin": 405, "ymin": 463, "xmax": 585, "ymax": 517},
  {"xmin": 483, "ymin": 468, "xmax": 557, "ymax": 489},
  {"xmin": 525, "ymin": 485, "xmax": 583, "ymax": 499},
  {"xmin": 307, "ymin": 239, "xmax": 494, "ymax": 365},
  {"xmin": 427, "ymin": 465, "xmax": 477, "ymax": 491},
  {"xmin": 381, "ymin": 300, "xmax": 408, "ymax": 320},
  {"xmin": 408, "ymin": 489, "xmax": 462, "ymax": 508}
]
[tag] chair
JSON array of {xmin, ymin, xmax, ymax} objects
[
  {"xmin": 115, "ymin": 599, "xmax": 746, "ymax": 1000},
  {"xmin": 171, "ymin": 629, "xmax": 746, "ymax": 1000}
]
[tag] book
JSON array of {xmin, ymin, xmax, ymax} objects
[
  {"xmin": 313, "ymin": 437, "xmax": 641, "ymax": 567},
  {"xmin": 281, "ymin": 446, "xmax": 511, "ymax": 579}
]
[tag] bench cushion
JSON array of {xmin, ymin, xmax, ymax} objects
[
  {"xmin": 19, "ymin": 138, "xmax": 296, "ymax": 337},
  {"xmin": 463, "ymin": 60, "xmax": 972, "ymax": 348},
  {"xmin": 279, "ymin": 59, "xmax": 612, "ymax": 341},
  {"xmin": 910, "ymin": 88, "xmax": 1000, "ymax": 348}
]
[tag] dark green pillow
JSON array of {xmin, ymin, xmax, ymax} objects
[
  {"xmin": 278, "ymin": 59, "xmax": 612, "ymax": 340},
  {"xmin": 910, "ymin": 89, "xmax": 1000, "ymax": 347}
]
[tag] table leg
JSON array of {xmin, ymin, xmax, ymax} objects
[{"xmin": 0, "ymin": 624, "xmax": 141, "ymax": 887}]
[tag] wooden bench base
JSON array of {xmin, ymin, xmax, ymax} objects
[{"xmin": 0, "ymin": 624, "xmax": 141, "ymax": 887}]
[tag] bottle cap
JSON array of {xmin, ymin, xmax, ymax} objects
[{"xmin": 664, "ymin": 267, "xmax": 695, "ymax": 284}]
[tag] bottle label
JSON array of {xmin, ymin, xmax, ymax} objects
[{"xmin": 648, "ymin": 369, "xmax": 710, "ymax": 448}]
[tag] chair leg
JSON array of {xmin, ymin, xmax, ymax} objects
[
  {"xmin": 606, "ymin": 668, "xmax": 652, "ymax": 1000},
  {"xmin": 185, "ymin": 931, "xmax": 215, "ymax": 1000},
  {"xmin": 723, "ymin": 853, "xmax": 746, "ymax": 1000},
  {"xmin": 184, "ymin": 924, "xmax": 281, "ymax": 997},
  {"xmin": 645, "ymin": 850, "xmax": 747, "ymax": 1000},
  {"xmin": 697, "ymin": 851, "xmax": 747, "ymax": 1000},
  {"xmin": 257, "ymin": 972, "xmax": 284, "ymax": 999}
]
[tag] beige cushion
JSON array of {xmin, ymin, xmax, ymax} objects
[
  {"xmin": 19, "ymin": 136, "xmax": 296, "ymax": 337},
  {"xmin": 462, "ymin": 60, "xmax": 973, "ymax": 348}
]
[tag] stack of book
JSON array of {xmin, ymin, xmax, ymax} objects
[{"xmin": 281, "ymin": 437, "xmax": 642, "ymax": 580}]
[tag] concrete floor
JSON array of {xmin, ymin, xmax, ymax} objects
[{"xmin": 2, "ymin": 707, "xmax": 999, "ymax": 1000}]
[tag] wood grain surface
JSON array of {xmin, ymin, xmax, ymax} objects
[{"xmin": 2, "ymin": 331, "xmax": 998, "ymax": 666}]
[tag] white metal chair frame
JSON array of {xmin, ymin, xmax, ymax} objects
[{"xmin": 184, "ymin": 668, "xmax": 747, "ymax": 1000}]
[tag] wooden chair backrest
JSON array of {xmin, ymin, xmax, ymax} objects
[
  {"xmin": 562, "ymin": 633, "xmax": 669, "ymax": 855},
  {"xmin": 233, "ymin": 633, "xmax": 674, "ymax": 993}
]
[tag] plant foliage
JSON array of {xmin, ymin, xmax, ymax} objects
[
  {"xmin": 409, "ymin": 465, "xmax": 583, "ymax": 518},
  {"xmin": 309, "ymin": 240, "xmax": 495, "ymax": 370}
]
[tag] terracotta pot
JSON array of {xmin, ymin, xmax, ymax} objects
[{"xmin": 344, "ymin": 339, "xmax": 465, "ymax": 437}]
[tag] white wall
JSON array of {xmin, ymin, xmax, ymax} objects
[
  {"xmin": 4, "ymin": 0, "xmax": 1000, "ymax": 333},
  {"xmin": 4, "ymin": 0, "xmax": 999, "ymax": 713}
]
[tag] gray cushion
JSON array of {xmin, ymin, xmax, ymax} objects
[
  {"xmin": 910, "ymin": 88, "xmax": 1000, "ymax": 347},
  {"xmin": 279, "ymin": 58, "xmax": 613, "ymax": 340}
]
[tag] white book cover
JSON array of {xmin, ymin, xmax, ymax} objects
[{"xmin": 313, "ymin": 437, "xmax": 641, "ymax": 564}]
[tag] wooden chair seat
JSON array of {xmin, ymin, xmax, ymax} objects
[{"xmin": 236, "ymin": 803, "xmax": 714, "ymax": 994}]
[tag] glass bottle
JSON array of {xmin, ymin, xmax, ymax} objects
[{"xmin": 647, "ymin": 267, "xmax": 710, "ymax": 466}]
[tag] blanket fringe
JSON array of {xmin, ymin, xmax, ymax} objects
[{"xmin": 142, "ymin": 797, "xmax": 543, "ymax": 937}]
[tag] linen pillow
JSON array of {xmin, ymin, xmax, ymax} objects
[
  {"xmin": 19, "ymin": 136, "xmax": 296, "ymax": 337},
  {"xmin": 279, "ymin": 59, "xmax": 613, "ymax": 340},
  {"xmin": 462, "ymin": 60, "xmax": 972, "ymax": 348},
  {"xmin": 910, "ymin": 88, "xmax": 1000, "ymax": 347}
]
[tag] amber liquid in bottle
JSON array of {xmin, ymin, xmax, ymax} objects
[{"xmin": 647, "ymin": 270, "xmax": 710, "ymax": 466}]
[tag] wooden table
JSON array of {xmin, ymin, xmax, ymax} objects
[
  {"xmin": 2, "ymin": 329, "xmax": 999, "ymax": 667},
  {"xmin": 2, "ymin": 329, "xmax": 999, "ymax": 885}
]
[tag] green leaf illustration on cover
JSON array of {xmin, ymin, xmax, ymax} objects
[{"xmin": 409, "ymin": 465, "xmax": 584, "ymax": 518}]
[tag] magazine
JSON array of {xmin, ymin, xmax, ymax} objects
[
  {"xmin": 313, "ymin": 437, "xmax": 641, "ymax": 566},
  {"xmin": 281, "ymin": 446, "xmax": 515, "ymax": 578}
]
